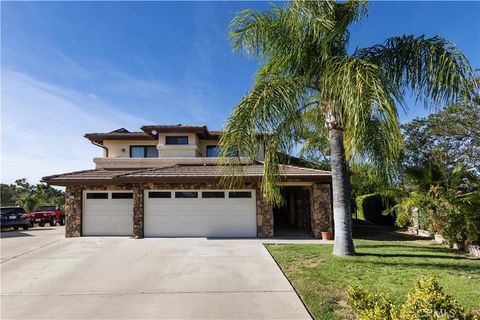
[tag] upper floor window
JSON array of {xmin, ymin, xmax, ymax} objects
[
  {"xmin": 130, "ymin": 146, "xmax": 158, "ymax": 158},
  {"xmin": 206, "ymin": 145, "xmax": 219, "ymax": 157},
  {"xmin": 165, "ymin": 136, "xmax": 188, "ymax": 145}
]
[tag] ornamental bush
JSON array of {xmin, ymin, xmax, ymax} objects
[
  {"xmin": 348, "ymin": 277, "xmax": 478, "ymax": 320},
  {"xmin": 348, "ymin": 285, "xmax": 398, "ymax": 320},
  {"xmin": 400, "ymin": 277, "xmax": 476, "ymax": 320}
]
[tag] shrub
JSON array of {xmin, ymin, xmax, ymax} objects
[
  {"xmin": 348, "ymin": 285, "xmax": 398, "ymax": 320},
  {"xmin": 390, "ymin": 189, "xmax": 480, "ymax": 246},
  {"xmin": 400, "ymin": 277, "xmax": 476, "ymax": 320},
  {"xmin": 348, "ymin": 277, "xmax": 478, "ymax": 320},
  {"xmin": 356, "ymin": 193, "xmax": 396, "ymax": 225},
  {"xmin": 395, "ymin": 211, "xmax": 411, "ymax": 228},
  {"xmin": 430, "ymin": 194, "xmax": 480, "ymax": 247}
]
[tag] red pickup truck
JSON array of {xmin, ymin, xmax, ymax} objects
[{"xmin": 30, "ymin": 205, "xmax": 64, "ymax": 227}]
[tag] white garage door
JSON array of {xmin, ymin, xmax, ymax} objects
[
  {"xmin": 83, "ymin": 191, "xmax": 133, "ymax": 236},
  {"xmin": 145, "ymin": 190, "xmax": 256, "ymax": 237}
]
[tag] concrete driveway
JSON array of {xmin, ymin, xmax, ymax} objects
[{"xmin": 1, "ymin": 227, "xmax": 311, "ymax": 319}]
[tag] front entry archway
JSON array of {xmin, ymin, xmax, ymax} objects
[{"xmin": 273, "ymin": 186, "xmax": 313, "ymax": 238}]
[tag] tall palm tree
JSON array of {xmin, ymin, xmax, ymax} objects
[{"xmin": 219, "ymin": 0, "xmax": 474, "ymax": 256}]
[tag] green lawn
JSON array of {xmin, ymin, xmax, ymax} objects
[{"xmin": 267, "ymin": 227, "xmax": 480, "ymax": 319}]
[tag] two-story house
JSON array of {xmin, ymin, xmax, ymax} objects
[{"xmin": 43, "ymin": 124, "xmax": 333, "ymax": 239}]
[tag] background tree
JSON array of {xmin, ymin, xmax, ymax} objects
[
  {"xmin": 220, "ymin": 0, "xmax": 474, "ymax": 256},
  {"xmin": 0, "ymin": 179, "xmax": 65, "ymax": 212},
  {"xmin": 390, "ymin": 76, "xmax": 479, "ymax": 246}
]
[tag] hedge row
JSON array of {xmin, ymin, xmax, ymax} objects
[{"xmin": 355, "ymin": 193, "xmax": 396, "ymax": 226}]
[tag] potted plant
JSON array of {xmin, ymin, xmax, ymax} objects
[{"xmin": 321, "ymin": 226, "xmax": 331, "ymax": 240}]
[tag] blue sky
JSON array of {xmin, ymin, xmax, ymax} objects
[{"xmin": 1, "ymin": 1, "xmax": 479, "ymax": 184}]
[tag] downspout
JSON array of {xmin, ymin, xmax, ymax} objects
[{"xmin": 91, "ymin": 141, "xmax": 108, "ymax": 158}]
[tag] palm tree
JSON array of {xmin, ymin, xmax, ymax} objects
[{"xmin": 219, "ymin": 0, "xmax": 474, "ymax": 256}]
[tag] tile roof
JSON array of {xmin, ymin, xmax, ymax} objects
[
  {"xmin": 140, "ymin": 125, "xmax": 219, "ymax": 139},
  {"xmin": 83, "ymin": 125, "xmax": 270, "ymax": 142},
  {"xmin": 42, "ymin": 169, "xmax": 143, "ymax": 182},
  {"xmin": 43, "ymin": 164, "xmax": 331, "ymax": 186},
  {"xmin": 84, "ymin": 132, "xmax": 153, "ymax": 141},
  {"xmin": 120, "ymin": 164, "xmax": 329, "ymax": 178},
  {"xmin": 141, "ymin": 124, "xmax": 209, "ymax": 129}
]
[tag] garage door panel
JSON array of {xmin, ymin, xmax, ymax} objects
[
  {"xmin": 148, "ymin": 208, "xmax": 254, "ymax": 215},
  {"xmin": 145, "ymin": 190, "xmax": 256, "ymax": 237},
  {"xmin": 146, "ymin": 202, "xmax": 254, "ymax": 211},
  {"xmin": 86, "ymin": 215, "xmax": 131, "ymax": 223},
  {"xmin": 148, "ymin": 220, "xmax": 255, "ymax": 237},
  {"xmin": 83, "ymin": 192, "xmax": 133, "ymax": 236}
]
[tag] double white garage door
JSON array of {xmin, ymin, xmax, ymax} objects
[{"xmin": 83, "ymin": 190, "xmax": 256, "ymax": 237}]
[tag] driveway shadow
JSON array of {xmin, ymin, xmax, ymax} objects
[
  {"xmin": 0, "ymin": 231, "xmax": 33, "ymax": 238},
  {"xmin": 1, "ymin": 228, "xmax": 56, "ymax": 238}
]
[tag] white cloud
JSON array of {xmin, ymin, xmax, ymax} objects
[{"xmin": 0, "ymin": 70, "xmax": 149, "ymax": 184}]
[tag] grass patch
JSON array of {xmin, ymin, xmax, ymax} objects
[{"xmin": 267, "ymin": 227, "xmax": 480, "ymax": 319}]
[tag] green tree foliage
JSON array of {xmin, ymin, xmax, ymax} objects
[
  {"xmin": 220, "ymin": 0, "xmax": 473, "ymax": 256},
  {"xmin": 388, "ymin": 77, "xmax": 480, "ymax": 245},
  {"xmin": 348, "ymin": 277, "xmax": 479, "ymax": 320},
  {"xmin": 0, "ymin": 179, "xmax": 65, "ymax": 212},
  {"xmin": 350, "ymin": 163, "xmax": 391, "ymax": 201},
  {"xmin": 402, "ymin": 105, "xmax": 479, "ymax": 190},
  {"xmin": 403, "ymin": 76, "xmax": 479, "ymax": 174}
]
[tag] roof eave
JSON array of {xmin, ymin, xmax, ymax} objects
[{"xmin": 43, "ymin": 175, "xmax": 331, "ymax": 186}]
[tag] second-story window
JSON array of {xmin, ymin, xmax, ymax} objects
[
  {"xmin": 165, "ymin": 136, "xmax": 188, "ymax": 145},
  {"xmin": 206, "ymin": 145, "xmax": 219, "ymax": 157},
  {"xmin": 130, "ymin": 146, "xmax": 158, "ymax": 158}
]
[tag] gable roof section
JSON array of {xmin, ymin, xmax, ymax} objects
[
  {"xmin": 110, "ymin": 128, "xmax": 130, "ymax": 133},
  {"xmin": 42, "ymin": 164, "xmax": 331, "ymax": 186}
]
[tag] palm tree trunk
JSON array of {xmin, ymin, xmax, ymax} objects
[{"xmin": 329, "ymin": 128, "xmax": 355, "ymax": 256}]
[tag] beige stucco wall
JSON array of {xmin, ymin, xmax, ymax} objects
[
  {"xmin": 199, "ymin": 139, "xmax": 219, "ymax": 157},
  {"xmin": 157, "ymin": 133, "xmax": 200, "ymax": 157},
  {"xmin": 103, "ymin": 140, "xmax": 158, "ymax": 158},
  {"xmin": 100, "ymin": 133, "xmax": 263, "ymax": 160},
  {"xmin": 198, "ymin": 138, "xmax": 264, "ymax": 159}
]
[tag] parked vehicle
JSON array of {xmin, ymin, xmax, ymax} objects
[
  {"xmin": 1, "ymin": 207, "xmax": 30, "ymax": 230},
  {"xmin": 31, "ymin": 205, "xmax": 64, "ymax": 227}
]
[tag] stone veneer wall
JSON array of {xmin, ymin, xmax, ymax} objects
[
  {"xmin": 310, "ymin": 183, "xmax": 333, "ymax": 238},
  {"xmin": 64, "ymin": 182, "xmax": 274, "ymax": 238},
  {"xmin": 294, "ymin": 188, "xmax": 312, "ymax": 232},
  {"xmin": 65, "ymin": 186, "xmax": 83, "ymax": 237},
  {"xmin": 132, "ymin": 186, "xmax": 144, "ymax": 238},
  {"xmin": 255, "ymin": 188, "xmax": 274, "ymax": 237}
]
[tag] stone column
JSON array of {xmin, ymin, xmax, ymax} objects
[
  {"xmin": 65, "ymin": 186, "xmax": 83, "ymax": 237},
  {"xmin": 132, "ymin": 186, "xmax": 144, "ymax": 238},
  {"xmin": 256, "ymin": 188, "xmax": 274, "ymax": 237},
  {"xmin": 310, "ymin": 183, "xmax": 333, "ymax": 239}
]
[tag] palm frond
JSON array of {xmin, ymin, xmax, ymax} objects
[
  {"xmin": 229, "ymin": 1, "xmax": 366, "ymax": 82},
  {"xmin": 355, "ymin": 35, "xmax": 474, "ymax": 108},
  {"xmin": 317, "ymin": 56, "xmax": 404, "ymax": 173},
  {"xmin": 219, "ymin": 76, "xmax": 310, "ymax": 203},
  {"xmin": 228, "ymin": 5, "xmax": 286, "ymax": 59}
]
